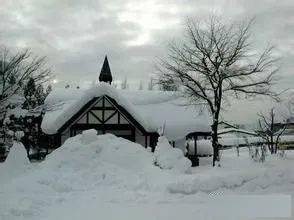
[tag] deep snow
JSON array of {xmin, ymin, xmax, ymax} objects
[{"xmin": 1, "ymin": 131, "xmax": 294, "ymax": 219}]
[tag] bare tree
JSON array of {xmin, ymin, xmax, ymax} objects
[
  {"xmin": 157, "ymin": 17, "xmax": 279, "ymax": 166},
  {"xmin": 0, "ymin": 47, "xmax": 51, "ymax": 107},
  {"xmin": 256, "ymin": 108, "xmax": 286, "ymax": 154}
]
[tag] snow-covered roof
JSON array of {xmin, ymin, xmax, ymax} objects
[
  {"xmin": 218, "ymin": 128, "xmax": 257, "ymax": 136},
  {"xmin": 41, "ymin": 83, "xmax": 212, "ymax": 140}
]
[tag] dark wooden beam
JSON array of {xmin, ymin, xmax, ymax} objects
[
  {"xmin": 58, "ymin": 97, "xmax": 98, "ymax": 133},
  {"xmin": 89, "ymin": 111, "xmax": 103, "ymax": 123},
  {"xmin": 104, "ymin": 110, "xmax": 118, "ymax": 123},
  {"xmin": 102, "ymin": 96, "xmax": 105, "ymax": 122},
  {"xmin": 104, "ymin": 96, "xmax": 148, "ymax": 134},
  {"xmin": 132, "ymin": 128, "xmax": 135, "ymax": 142},
  {"xmin": 145, "ymin": 135, "xmax": 147, "ymax": 148},
  {"xmin": 91, "ymin": 107, "xmax": 116, "ymax": 111},
  {"xmin": 71, "ymin": 123, "xmax": 134, "ymax": 130}
]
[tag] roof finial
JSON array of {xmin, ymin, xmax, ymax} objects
[{"xmin": 99, "ymin": 55, "xmax": 112, "ymax": 84}]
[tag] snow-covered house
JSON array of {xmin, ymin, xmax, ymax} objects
[{"xmin": 41, "ymin": 57, "xmax": 211, "ymax": 151}]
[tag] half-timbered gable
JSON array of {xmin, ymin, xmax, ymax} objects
[{"xmin": 58, "ymin": 95, "xmax": 158, "ymax": 148}]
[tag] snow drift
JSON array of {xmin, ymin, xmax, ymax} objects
[{"xmin": 2, "ymin": 132, "xmax": 294, "ymax": 220}]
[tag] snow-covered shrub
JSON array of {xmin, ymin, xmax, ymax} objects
[
  {"xmin": 5, "ymin": 142, "xmax": 30, "ymax": 165},
  {"xmin": 154, "ymin": 136, "xmax": 191, "ymax": 173},
  {"xmin": 0, "ymin": 142, "xmax": 31, "ymax": 184},
  {"xmin": 15, "ymin": 131, "xmax": 24, "ymax": 141}
]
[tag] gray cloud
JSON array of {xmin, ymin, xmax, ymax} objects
[{"xmin": 0, "ymin": 0, "xmax": 293, "ymax": 124}]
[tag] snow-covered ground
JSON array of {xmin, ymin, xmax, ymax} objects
[{"xmin": 1, "ymin": 131, "xmax": 294, "ymax": 220}]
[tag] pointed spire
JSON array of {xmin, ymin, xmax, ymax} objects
[{"xmin": 99, "ymin": 56, "xmax": 112, "ymax": 84}]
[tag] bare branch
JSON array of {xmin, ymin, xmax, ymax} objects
[{"xmin": 0, "ymin": 47, "xmax": 52, "ymax": 106}]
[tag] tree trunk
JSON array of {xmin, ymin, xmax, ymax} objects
[
  {"xmin": 270, "ymin": 134, "xmax": 274, "ymax": 154},
  {"xmin": 211, "ymin": 121, "xmax": 219, "ymax": 167}
]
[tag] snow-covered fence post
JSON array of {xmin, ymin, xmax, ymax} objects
[
  {"xmin": 260, "ymin": 144, "xmax": 266, "ymax": 162},
  {"xmin": 236, "ymin": 145, "xmax": 240, "ymax": 157},
  {"xmin": 278, "ymin": 142, "xmax": 286, "ymax": 159},
  {"xmin": 253, "ymin": 146, "xmax": 260, "ymax": 162}
]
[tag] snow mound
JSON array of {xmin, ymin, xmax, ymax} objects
[
  {"xmin": 44, "ymin": 130, "xmax": 154, "ymax": 172},
  {"xmin": 30, "ymin": 130, "xmax": 166, "ymax": 193},
  {"xmin": 154, "ymin": 136, "xmax": 191, "ymax": 173},
  {"xmin": 80, "ymin": 129, "xmax": 98, "ymax": 144},
  {"xmin": 0, "ymin": 142, "xmax": 31, "ymax": 184},
  {"xmin": 19, "ymin": 131, "xmax": 192, "ymax": 196}
]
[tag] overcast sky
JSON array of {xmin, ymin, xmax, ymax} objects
[{"xmin": 0, "ymin": 0, "xmax": 293, "ymax": 124}]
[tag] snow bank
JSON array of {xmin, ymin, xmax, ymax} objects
[
  {"xmin": 2, "ymin": 134, "xmax": 294, "ymax": 220},
  {"xmin": 154, "ymin": 136, "xmax": 191, "ymax": 173}
]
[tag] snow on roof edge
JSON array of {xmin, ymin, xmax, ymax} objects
[{"xmin": 41, "ymin": 83, "xmax": 157, "ymax": 135}]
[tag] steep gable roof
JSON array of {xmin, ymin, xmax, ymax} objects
[{"xmin": 57, "ymin": 95, "xmax": 148, "ymax": 134}]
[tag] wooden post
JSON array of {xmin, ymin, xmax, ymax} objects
[
  {"xmin": 194, "ymin": 136, "xmax": 197, "ymax": 156},
  {"xmin": 145, "ymin": 136, "xmax": 148, "ymax": 148},
  {"xmin": 193, "ymin": 136, "xmax": 199, "ymax": 167}
]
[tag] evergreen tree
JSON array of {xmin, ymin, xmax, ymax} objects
[
  {"xmin": 0, "ymin": 48, "xmax": 51, "ymax": 161},
  {"xmin": 35, "ymin": 85, "xmax": 46, "ymax": 106},
  {"xmin": 23, "ymin": 78, "xmax": 37, "ymax": 109}
]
